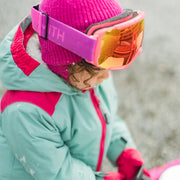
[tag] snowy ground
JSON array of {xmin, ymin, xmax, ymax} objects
[{"xmin": 0, "ymin": 0, "xmax": 180, "ymax": 171}]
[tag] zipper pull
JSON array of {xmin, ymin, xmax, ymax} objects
[
  {"xmin": 100, "ymin": 103, "xmax": 110, "ymax": 124},
  {"xmin": 104, "ymin": 113, "xmax": 110, "ymax": 124}
]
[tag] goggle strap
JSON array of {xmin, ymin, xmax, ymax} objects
[{"xmin": 31, "ymin": 5, "xmax": 96, "ymax": 61}]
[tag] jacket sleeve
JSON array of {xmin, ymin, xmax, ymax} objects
[
  {"xmin": 107, "ymin": 115, "xmax": 136, "ymax": 165},
  {"xmin": 106, "ymin": 76, "xmax": 136, "ymax": 166},
  {"xmin": 1, "ymin": 103, "xmax": 102, "ymax": 180}
]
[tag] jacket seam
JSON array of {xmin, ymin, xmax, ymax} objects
[
  {"xmin": 50, "ymin": 94, "xmax": 64, "ymax": 128},
  {"xmin": 10, "ymin": 155, "xmax": 16, "ymax": 180},
  {"xmin": 2, "ymin": 102, "xmax": 59, "ymax": 132}
]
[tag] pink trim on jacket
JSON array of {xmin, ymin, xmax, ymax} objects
[
  {"xmin": 11, "ymin": 23, "xmax": 40, "ymax": 76},
  {"xmin": 89, "ymin": 89, "xmax": 106, "ymax": 171},
  {"xmin": 1, "ymin": 90, "xmax": 62, "ymax": 116}
]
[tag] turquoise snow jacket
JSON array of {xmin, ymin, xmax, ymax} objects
[{"xmin": 0, "ymin": 16, "xmax": 135, "ymax": 180}]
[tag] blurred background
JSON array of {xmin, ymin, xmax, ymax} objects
[{"xmin": 0, "ymin": 0, "xmax": 180, "ymax": 170}]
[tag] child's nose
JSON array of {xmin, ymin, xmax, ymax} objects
[{"xmin": 98, "ymin": 71, "xmax": 110, "ymax": 80}]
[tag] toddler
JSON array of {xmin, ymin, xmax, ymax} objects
[{"xmin": 0, "ymin": 0, "xmax": 150, "ymax": 179}]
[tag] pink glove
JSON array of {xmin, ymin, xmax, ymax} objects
[
  {"xmin": 116, "ymin": 148, "xmax": 151, "ymax": 180},
  {"xmin": 104, "ymin": 172, "xmax": 125, "ymax": 180}
]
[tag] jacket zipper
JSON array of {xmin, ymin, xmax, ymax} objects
[{"xmin": 89, "ymin": 89, "xmax": 107, "ymax": 171}]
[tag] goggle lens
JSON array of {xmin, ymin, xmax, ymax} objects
[{"xmin": 98, "ymin": 19, "xmax": 144, "ymax": 69}]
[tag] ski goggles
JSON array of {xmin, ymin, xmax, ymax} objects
[{"xmin": 31, "ymin": 5, "xmax": 145, "ymax": 70}]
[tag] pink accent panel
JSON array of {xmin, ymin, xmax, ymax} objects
[
  {"xmin": 1, "ymin": 90, "xmax": 62, "ymax": 116},
  {"xmin": 11, "ymin": 23, "xmax": 40, "ymax": 76},
  {"xmin": 89, "ymin": 89, "xmax": 106, "ymax": 171}
]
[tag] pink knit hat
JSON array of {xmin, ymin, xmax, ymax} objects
[{"xmin": 38, "ymin": 0, "xmax": 123, "ymax": 80}]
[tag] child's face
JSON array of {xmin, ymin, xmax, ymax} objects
[{"xmin": 69, "ymin": 67, "xmax": 110, "ymax": 90}]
